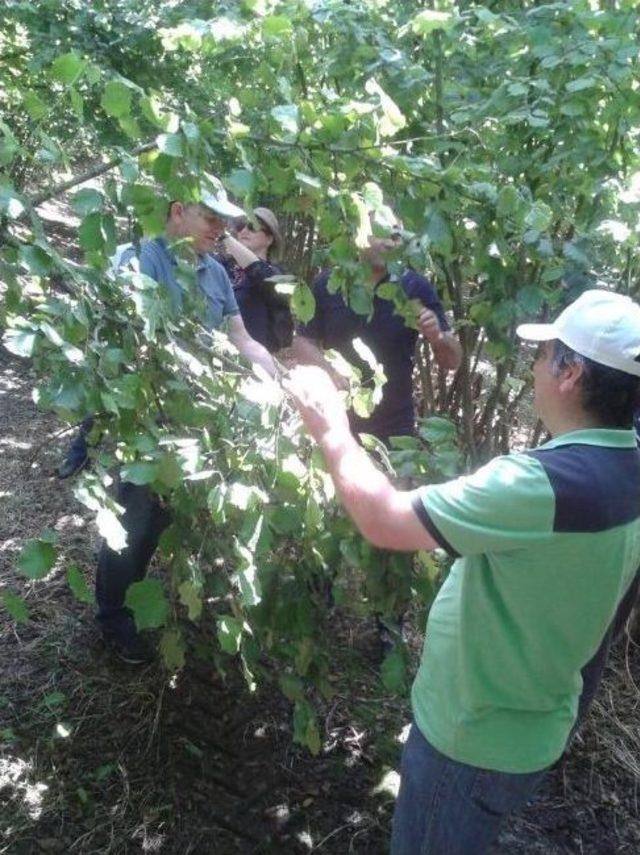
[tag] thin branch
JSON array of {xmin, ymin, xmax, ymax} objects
[{"xmin": 29, "ymin": 141, "xmax": 157, "ymax": 207}]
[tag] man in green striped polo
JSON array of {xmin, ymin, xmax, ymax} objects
[{"xmin": 285, "ymin": 288, "xmax": 640, "ymax": 854}]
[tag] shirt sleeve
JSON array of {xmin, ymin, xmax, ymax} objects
[
  {"xmin": 129, "ymin": 244, "xmax": 161, "ymax": 281},
  {"xmin": 413, "ymin": 453, "xmax": 555, "ymax": 556},
  {"xmin": 219, "ymin": 266, "xmax": 240, "ymax": 317},
  {"xmin": 404, "ymin": 272, "xmax": 450, "ymax": 332},
  {"xmin": 244, "ymin": 260, "xmax": 279, "ymax": 287}
]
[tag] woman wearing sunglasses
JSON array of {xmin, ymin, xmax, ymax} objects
[{"xmin": 217, "ymin": 207, "xmax": 293, "ymax": 353}]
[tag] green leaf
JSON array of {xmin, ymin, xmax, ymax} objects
[
  {"xmin": 71, "ymin": 189, "xmax": 104, "ymax": 217},
  {"xmin": 217, "ymin": 615, "xmax": 243, "ymax": 654},
  {"xmin": 178, "ymin": 581, "xmax": 203, "ymax": 621},
  {"xmin": 42, "ymin": 691, "xmax": 66, "ymax": 709},
  {"xmin": 3, "ymin": 326, "xmax": 37, "ymax": 357},
  {"xmin": 418, "ymin": 416, "xmax": 456, "ymax": 445},
  {"xmin": 348, "ymin": 285, "xmax": 373, "ymax": 317},
  {"xmin": 566, "ymin": 76, "xmax": 597, "ymax": 93},
  {"xmin": 225, "ymin": 168, "xmax": 254, "ymax": 198},
  {"xmin": 125, "ymin": 579, "xmax": 169, "ymax": 630},
  {"xmin": 263, "ymin": 15, "xmax": 293, "ymax": 37},
  {"xmin": 160, "ymin": 628, "xmax": 186, "ymax": 671},
  {"xmin": 0, "ymin": 184, "xmax": 25, "ymax": 219},
  {"xmin": 69, "ymin": 88, "xmax": 84, "ymax": 120},
  {"xmin": 290, "ymin": 283, "xmax": 316, "ymax": 324},
  {"xmin": 156, "ymin": 133, "xmax": 184, "ymax": 157},
  {"xmin": 516, "ymin": 286, "xmax": 545, "ymax": 315},
  {"xmin": 140, "ymin": 96, "xmax": 178, "ymax": 131},
  {"xmin": 411, "ymin": 9, "xmax": 454, "ymax": 35},
  {"xmin": 380, "ymin": 646, "xmax": 407, "ymax": 693},
  {"xmin": 67, "ymin": 564, "xmax": 95, "ymax": 605},
  {"xmin": 23, "ymin": 91, "xmax": 48, "ymax": 120},
  {"xmin": 1, "ymin": 591, "xmax": 30, "ymax": 623},
  {"xmin": 101, "ymin": 81, "xmax": 132, "ymax": 118},
  {"xmin": 496, "ymin": 186, "xmax": 521, "ymax": 218},
  {"xmin": 271, "ymin": 105, "xmax": 299, "ymax": 135},
  {"xmin": 507, "ymin": 82, "xmax": 528, "ymax": 96},
  {"xmin": 279, "ymin": 673, "xmax": 305, "ymax": 702},
  {"xmin": 20, "ymin": 244, "xmax": 53, "ymax": 276},
  {"xmin": 79, "ymin": 213, "xmax": 105, "ymax": 252},
  {"xmin": 235, "ymin": 562, "xmax": 261, "ymax": 608},
  {"xmin": 157, "ymin": 454, "xmax": 182, "ymax": 488},
  {"xmin": 524, "ymin": 202, "xmax": 553, "ymax": 232},
  {"xmin": 365, "ymin": 79, "xmax": 406, "ymax": 137},
  {"xmin": 426, "ymin": 210, "xmax": 453, "ymax": 257},
  {"xmin": 121, "ymin": 461, "xmax": 159, "ymax": 485},
  {"xmin": 293, "ymin": 700, "xmax": 321, "ymax": 755},
  {"xmin": 16, "ymin": 538, "xmax": 58, "ymax": 579},
  {"xmin": 50, "ymin": 52, "xmax": 85, "ymax": 86}
]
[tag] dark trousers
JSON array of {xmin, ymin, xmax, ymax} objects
[
  {"xmin": 575, "ymin": 569, "xmax": 640, "ymax": 728},
  {"xmin": 95, "ymin": 482, "xmax": 172, "ymax": 637}
]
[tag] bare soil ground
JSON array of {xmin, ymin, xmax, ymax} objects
[{"xmin": 1, "ymin": 345, "xmax": 640, "ymax": 854}]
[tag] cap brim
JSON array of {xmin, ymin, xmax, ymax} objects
[
  {"xmin": 200, "ymin": 193, "xmax": 245, "ymax": 219},
  {"xmin": 516, "ymin": 323, "xmax": 557, "ymax": 342}
]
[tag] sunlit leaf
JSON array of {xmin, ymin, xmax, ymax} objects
[
  {"xmin": 50, "ymin": 52, "xmax": 85, "ymax": 85},
  {"xmin": 290, "ymin": 283, "xmax": 316, "ymax": 324},
  {"xmin": 67, "ymin": 564, "xmax": 95, "ymax": 605},
  {"xmin": 101, "ymin": 81, "xmax": 132, "ymax": 118},
  {"xmin": 411, "ymin": 9, "xmax": 454, "ymax": 35},
  {"xmin": 125, "ymin": 579, "xmax": 169, "ymax": 630},
  {"xmin": 17, "ymin": 539, "xmax": 58, "ymax": 579}
]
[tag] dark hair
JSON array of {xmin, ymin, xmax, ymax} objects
[{"xmin": 551, "ymin": 340, "xmax": 640, "ymax": 428}]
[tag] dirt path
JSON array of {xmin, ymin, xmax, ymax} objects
[{"xmin": 1, "ymin": 346, "xmax": 640, "ymax": 854}]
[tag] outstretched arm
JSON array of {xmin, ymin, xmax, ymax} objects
[
  {"xmin": 289, "ymin": 334, "xmax": 350, "ymax": 390},
  {"xmin": 285, "ymin": 365, "xmax": 437, "ymax": 552},
  {"xmin": 228, "ymin": 314, "xmax": 278, "ymax": 378}
]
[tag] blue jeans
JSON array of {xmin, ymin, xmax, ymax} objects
[
  {"xmin": 95, "ymin": 481, "xmax": 172, "ymax": 639},
  {"xmin": 391, "ymin": 725, "xmax": 547, "ymax": 855}
]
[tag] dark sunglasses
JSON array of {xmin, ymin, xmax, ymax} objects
[{"xmin": 234, "ymin": 218, "xmax": 271, "ymax": 236}]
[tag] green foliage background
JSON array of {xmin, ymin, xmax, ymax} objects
[{"xmin": 2, "ymin": 0, "xmax": 640, "ymax": 749}]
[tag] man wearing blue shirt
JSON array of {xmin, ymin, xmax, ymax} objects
[{"xmin": 96, "ymin": 189, "xmax": 277, "ymax": 663}]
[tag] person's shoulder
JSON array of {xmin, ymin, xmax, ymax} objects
[
  {"xmin": 312, "ymin": 269, "xmax": 331, "ymax": 291},
  {"xmin": 401, "ymin": 268, "xmax": 437, "ymax": 298},
  {"xmin": 135, "ymin": 237, "xmax": 172, "ymax": 264},
  {"xmin": 202, "ymin": 252, "xmax": 227, "ymax": 273}
]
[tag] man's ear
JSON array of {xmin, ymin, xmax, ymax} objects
[
  {"xmin": 558, "ymin": 360, "xmax": 585, "ymax": 395},
  {"xmin": 168, "ymin": 201, "xmax": 184, "ymax": 219}
]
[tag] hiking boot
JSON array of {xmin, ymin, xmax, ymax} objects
[
  {"xmin": 57, "ymin": 452, "xmax": 88, "ymax": 479},
  {"xmin": 57, "ymin": 439, "xmax": 89, "ymax": 479},
  {"xmin": 57, "ymin": 418, "xmax": 94, "ymax": 479},
  {"xmin": 103, "ymin": 628, "xmax": 156, "ymax": 665}
]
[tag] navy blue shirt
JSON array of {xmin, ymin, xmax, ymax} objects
[
  {"xmin": 299, "ymin": 269, "xmax": 449, "ymax": 440},
  {"xmin": 217, "ymin": 256, "xmax": 283, "ymax": 350}
]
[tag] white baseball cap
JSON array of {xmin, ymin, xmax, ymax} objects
[
  {"xmin": 199, "ymin": 174, "xmax": 244, "ymax": 219},
  {"xmin": 517, "ymin": 289, "xmax": 640, "ymax": 377}
]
